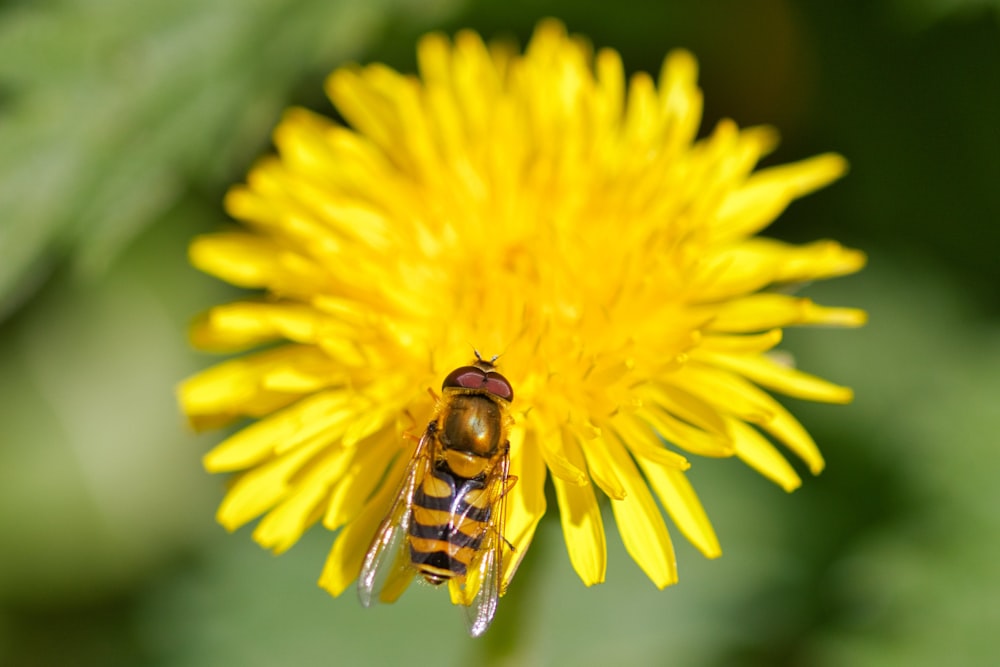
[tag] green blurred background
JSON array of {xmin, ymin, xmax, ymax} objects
[{"xmin": 2, "ymin": 0, "xmax": 998, "ymax": 665}]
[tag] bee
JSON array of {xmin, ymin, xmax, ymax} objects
[{"xmin": 357, "ymin": 354, "xmax": 517, "ymax": 637}]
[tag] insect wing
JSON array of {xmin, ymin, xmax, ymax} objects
[
  {"xmin": 357, "ymin": 429, "xmax": 432, "ymax": 607},
  {"xmin": 460, "ymin": 449, "xmax": 515, "ymax": 637},
  {"xmin": 464, "ymin": 546, "xmax": 499, "ymax": 637}
]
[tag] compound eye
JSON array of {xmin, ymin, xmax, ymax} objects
[
  {"xmin": 441, "ymin": 366, "xmax": 515, "ymax": 401},
  {"xmin": 442, "ymin": 366, "xmax": 487, "ymax": 391},
  {"xmin": 484, "ymin": 372, "xmax": 514, "ymax": 402}
]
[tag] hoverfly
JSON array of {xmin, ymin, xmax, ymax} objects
[{"xmin": 358, "ymin": 354, "xmax": 517, "ymax": 637}]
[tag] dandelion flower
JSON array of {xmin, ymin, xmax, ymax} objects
[{"xmin": 180, "ymin": 19, "xmax": 866, "ymax": 614}]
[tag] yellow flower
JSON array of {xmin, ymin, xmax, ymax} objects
[{"xmin": 180, "ymin": 20, "xmax": 865, "ymax": 606}]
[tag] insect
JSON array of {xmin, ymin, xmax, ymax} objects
[{"xmin": 357, "ymin": 354, "xmax": 517, "ymax": 637}]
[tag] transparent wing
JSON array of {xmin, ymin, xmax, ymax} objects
[
  {"xmin": 357, "ymin": 428, "xmax": 432, "ymax": 607},
  {"xmin": 459, "ymin": 447, "xmax": 517, "ymax": 638},
  {"xmin": 464, "ymin": 546, "xmax": 500, "ymax": 638}
]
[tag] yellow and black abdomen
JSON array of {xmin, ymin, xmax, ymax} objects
[{"xmin": 408, "ymin": 467, "xmax": 493, "ymax": 584}]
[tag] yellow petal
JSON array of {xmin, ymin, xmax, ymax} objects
[
  {"xmin": 318, "ymin": 452, "xmax": 408, "ymax": 597},
  {"xmin": 623, "ymin": 71, "xmax": 659, "ymax": 148},
  {"xmin": 416, "ymin": 31, "xmax": 451, "ymax": 88},
  {"xmin": 553, "ymin": 474, "xmax": 607, "ymax": 586},
  {"xmin": 635, "ymin": 458, "xmax": 721, "ymax": 558},
  {"xmin": 657, "ymin": 49, "xmax": 702, "ymax": 156},
  {"xmin": 529, "ymin": 413, "xmax": 589, "ymax": 485},
  {"xmin": 694, "ymin": 239, "xmax": 867, "ymax": 301},
  {"xmin": 727, "ymin": 418, "xmax": 801, "ymax": 492},
  {"xmin": 323, "ymin": 430, "xmax": 400, "ymax": 531},
  {"xmin": 325, "ymin": 66, "xmax": 400, "ymax": 166},
  {"xmin": 251, "ymin": 475, "xmax": 330, "ymax": 554},
  {"xmin": 713, "ymin": 153, "xmax": 848, "ymax": 242},
  {"xmin": 694, "ymin": 350, "xmax": 855, "ymax": 404},
  {"xmin": 178, "ymin": 345, "xmax": 323, "ymax": 432},
  {"xmin": 758, "ymin": 396, "xmax": 826, "ymax": 475},
  {"xmin": 189, "ymin": 232, "xmax": 326, "ymax": 296},
  {"xmin": 717, "ymin": 377, "xmax": 825, "ymax": 474},
  {"xmin": 698, "ymin": 329, "xmax": 783, "ymax": 354},
  {"xmin": 595, "ymin": 47, "xmax": 625, "ymax": 131},
  {"xmin": 254, "ymin": 431, "xmax": 374, "ymax": 553},
  {"xmin": 612, "ymin": 414, "xmax": 694, "ymax": 467},
  {"xmin": 605, "ymin": 434, "xmax": 678, "ymax": 588},
  {"xmin": 239, "ymin": 170, "xmax": 390, "ymax": 260},
  {"xmin": 756, "ymin": 238, "xmax": 866, "ymax": 282},
  {"xmin": 571, "ymin": 426, "xmax": 626, "ymax": 500},
  {"xmin": 501, "ymin": 425, "xmax": 548, "ymax": 589},
  {"xmin": 215, "ymin": 434, "xmax": 335, "ymax": 531},
  {"xmin": 454, "ymin": 29, "xmax": 502, "ymax": 140},
  {"xmin": 638, "ymin": 382, "xmax": 730, "ymax": 439},
  {"xmin": 202, "ymin": 390, "xmax": 354, "ymax": 473},
  {"xmin": 706, "ymin": 294, "xmax": 868, "ymax": 332},
  {"xmin": 668, "ymin": 363, "xmax": 775, "ymax": 424},
  {"xmin": 670, "ymin": 362, "xmax": 825, "ymax": 473},
  {"xmin": 266, "ymin": 108, "xmax": 398, "ymax": 228},
  {"xmin": 193, "ymin": 301, "xmax": 342, "ymax": 352},
  {"xmin": 632, "ymin": 404, "xmax": 732, "ymax": 459}
]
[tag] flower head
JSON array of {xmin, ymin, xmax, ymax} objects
[{"xmin": 180, "ymin": 20, "xmax": 865, "ymax": 603}]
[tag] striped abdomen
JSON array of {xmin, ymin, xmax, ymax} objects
[{"xmin": 408, "ymin": 467, "xmax": 492, "ymax": 584}]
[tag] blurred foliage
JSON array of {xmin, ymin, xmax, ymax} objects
[
  {"xmin": 2, "ymin": 0, "xmax": 999, "ymax": 665},
  {"xmin": 0, "ymin": 0, "xmax": 456, "ymax": 317},
  {"xmin": 889, "ymin": 0, "xmax": 1000, "ymax": 28}
]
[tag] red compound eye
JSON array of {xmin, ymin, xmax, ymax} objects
[
  {"xmin": 441, "ymin": 366, "xmax": 514, "ymax": 401},
  {"xmin": 442, "ymin": 366, "xmax": 487, "ymax": 391},
  {"xmin": 483, "ymin": 372, "xmax": 514, "ymax": 401}
]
